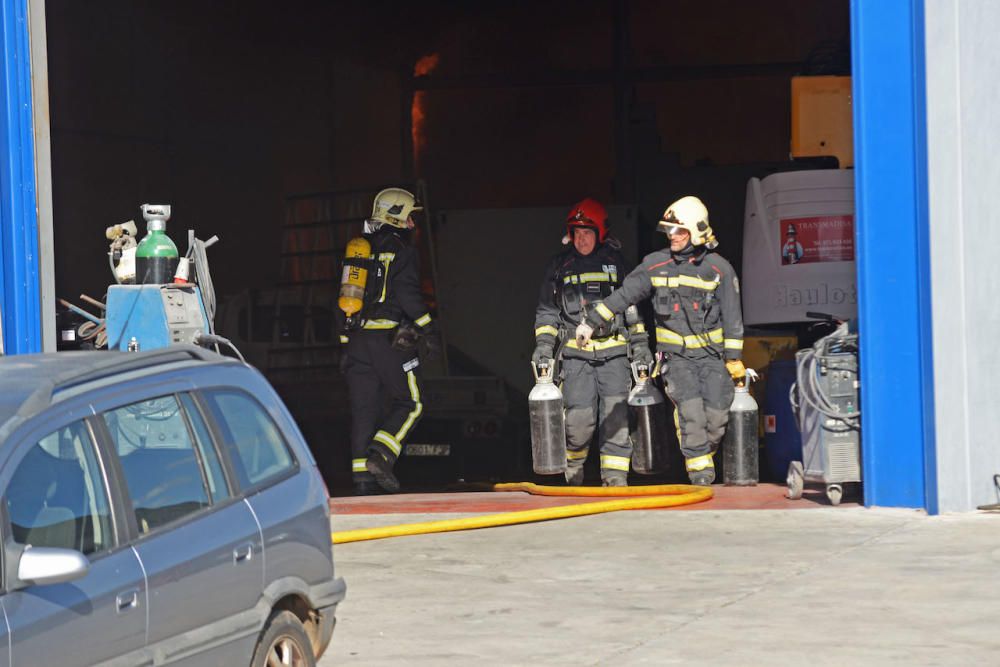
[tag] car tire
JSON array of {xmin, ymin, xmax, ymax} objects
[{"xmin": 251, "ymin": 610, "xmax": 317, "ymax": 667}]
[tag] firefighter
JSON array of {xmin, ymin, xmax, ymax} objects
[
  {"xmin": 532, "ymin": 198, "xmax": 653, "ymax": 486},
  {"xmin": 575, "ymin": 196, "xmax": 745, "ymax": 486},
  {"xmin": 340, "ymin": 187, "xmax": 435, "ymax": 495}
]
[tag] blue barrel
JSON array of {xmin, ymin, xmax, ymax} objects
[{"xmin": 763, "ymin": 359, "xmax": 803, "ymax": 482}]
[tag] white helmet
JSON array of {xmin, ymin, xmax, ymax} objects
[
  {"xmin": 367, "ymin": 188, "xmax": 422, "ymax": 231},
  {"xmin": 657, "ymin": 195, "xmax": 718, "ymax": 249}
]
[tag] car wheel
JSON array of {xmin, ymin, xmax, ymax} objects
[{"xmin": 251, "ymin": 610, "xmax": 317, "ymax": 667}]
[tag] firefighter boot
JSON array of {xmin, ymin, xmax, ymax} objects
[
  {"xmin": 602, "ymin": 472, "xmax": 628, "ymax": 487},
  {"xmin": 353, "ymin": 480, "xmax": 386, "ymax": 496},
  {"xmin": 565, "ymin": 466, "xmax": 585, "ymax": 486},
  {"xmin": 689, "ymin": 468, "xmax": 716, "ymax": 487},
  {"xmin": 366, "ymin": 450, "xmax": 400, "ymax": 493}
]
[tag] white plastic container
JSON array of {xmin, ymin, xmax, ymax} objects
[{"xmin": 741, "ymin": 170, "xmax": 856, "ymax": 325}]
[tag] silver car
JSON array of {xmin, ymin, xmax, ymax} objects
[{"xmin": 0, "ymin": 345, "xmax": 345, "ymax": 666}]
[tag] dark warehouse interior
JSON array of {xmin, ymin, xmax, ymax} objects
[{"xmin": 44, "ymin": 0, "xmax": 851, "ymax": 492}]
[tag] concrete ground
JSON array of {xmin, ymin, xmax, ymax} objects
[{"xmin": 320, "ymin": 484, "xmax": 1000, "ymax": 666}]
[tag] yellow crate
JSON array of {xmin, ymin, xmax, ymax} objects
[{"xmin": 791, "ymin": 76, "xmax": 853, "ymax": 168}]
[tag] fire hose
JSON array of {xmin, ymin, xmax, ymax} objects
[{"xmin": 330, "ymin": 482, "xmax": 712, "ymax": 544}]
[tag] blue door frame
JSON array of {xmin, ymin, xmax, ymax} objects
[
  {"xmin": 2, "ymin": 0, "xmax": 939, "ymax": 510},
  {"xmin": 0, "ymin": 0, "xmax": 40, "ymax": 355},
  {"xmin": 851, "ymin": 0, "xmax": 936, "ymax": 511}
]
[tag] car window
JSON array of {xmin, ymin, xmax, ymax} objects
[
  {"xmin": 201, "ymin": 390, "xmax": 295, "ymax": 489},
  {"xmin": 179, "ymin": 393, "xmax": 230, "ymax": 503},
  {"xmin": 103, "ymin": 395, "xmax": 210, "ymax": 535},
  {"xmin": 6, "ymin": 420, "xmax": 113, "ymax": 555}
]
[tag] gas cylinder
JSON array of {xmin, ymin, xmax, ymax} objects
[
  {"xmin": 135, "ymin": 204, "xmax": 178, "ymax": 285},
  {"xmin": 529, "ymin": 361, "xmax": 566, "ymax": 475},
  {"xmin": 723, "ymin": 380, "xmax": 759, "ymax": 486},
  {"xmin": 339, "ymin": 237, "xmax": 371, "ymax": 327},
  {"xmin": 628, "ymin": 362, "xmax": 669, "ymax": 474}
]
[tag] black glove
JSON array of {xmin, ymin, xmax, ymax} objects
[
  {"xmin": 391, "ymin": 324, "xmax": 421, "ymax": 351},
  {"xmin": 630, "ymin": 344, "xmax": 654, "ymax": 369},
  {"xmin": 420, "ymin": 332, "xmax": 442, "ymax": 360},
  {"xmin": 532, "ymin": 342, "xmax": 555, "ymax": 366}
]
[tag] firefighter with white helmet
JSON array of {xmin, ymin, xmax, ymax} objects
[
  {"xmin": 575, "ymin": 195, "xmax": 745, "ymax": 486},
  {"xmin": 532, "ymin": 198, "xmax": 652, "ymax": 486},
  {"xmin": 340, "ymin": 187, "xmax": 436, "ymax": 495}
]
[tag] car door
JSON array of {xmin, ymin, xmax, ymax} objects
[
  {"xmin": 0, "ymin": 601, "xmax": 10, "ymax": 667},
  {"xmin": 0, "ymin": 412, "xmax": 148, "ymax": 667},
  {"xmin": 97, "ymin": 391, "xmax": 264, "ymax": 664},
  {"xmin": 198, "ymin": 387, "xmax": 333, "ymax": 592}
]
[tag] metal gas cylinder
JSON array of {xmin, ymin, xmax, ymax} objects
[
  {"xmin": 135, "ymin": 204, "xmax": 179, "ymax": 285},
  {"xmin": 628, "ymin": 362, "xmax": 669, "ymax": 474},
  {"xmin": 723, "ymin": 378, "xmax": 759, "ymax": 486},
  {"xmin": 529, "ymin": 361, "xmax": 566, "ymax": 475}
]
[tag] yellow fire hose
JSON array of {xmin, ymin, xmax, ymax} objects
[{"xmin": 331, "ymin": 482, "xmax": 712, "ymax": 544}]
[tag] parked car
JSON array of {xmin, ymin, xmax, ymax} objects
[{"xmin": 0, "ymin": 345, "xmax": 345, "ymax": 666}]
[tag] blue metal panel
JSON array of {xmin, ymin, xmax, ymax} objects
[
  {"xmin": 850, "ymin": 0, "xmax": 935, "ymax": 510},
  {"xmin": 0, "ymin": 0, "xmax": 41, "ymax": 354}
]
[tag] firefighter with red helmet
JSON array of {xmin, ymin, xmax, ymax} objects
[
  {"xmin": 532, "ymin": 198, "xmax": 652, "ymax": 486},
  {"xmin": 575, "ymin": 196, "xmax": 745, "ymax": 486}
]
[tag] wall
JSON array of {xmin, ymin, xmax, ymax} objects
[
  {"xmin": 925, "ymin": 0, "xmax": 1000, "ymax": 512},
  {"xmin": 435, "ymin": 206, "xmax": 637, "ymax": 397},
  {"xmin": 44, "ymin": 0, "xmax": 403, "ymax": 305}
]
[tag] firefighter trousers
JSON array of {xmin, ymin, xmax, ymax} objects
[
  {"xmin": 662, "ymin": 355, "xmax": 734, "ymax": 470},
  {"xmin": 561, "ymin": 355, "xmax": 632, "ymax": 482},
  {"xmin": 343, "ymin": 331, "xmax": 423, "ymax": 483}
]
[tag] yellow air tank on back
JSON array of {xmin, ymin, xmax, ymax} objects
[{"xmin": 339, "ymin": 237, "xmax": 371, "ymax": 324}]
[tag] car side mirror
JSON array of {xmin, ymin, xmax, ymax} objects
[{"xmin": 16, "ymin": 545, "xmax": 90, "ymax": 587}]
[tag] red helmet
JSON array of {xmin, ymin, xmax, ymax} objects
[{"xmin": 565, "ymin": 198, "xmax": 608, "ymax": 243}]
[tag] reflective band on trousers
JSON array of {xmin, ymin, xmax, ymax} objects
[
  {"xmin": 655, "ymin": 327, "xmax": 723, "ymax": 348},
  {"xmin": 363, "ymin": 319, "xmax": 399, "ymax": 330},
  {"xmin": 564, "ymin": 335, "xmax": 627, "ymax": 351},
  {"xmin": 352, "ymin": 458, "xmax": 367, "ymax": 472},
  {"xmin": 685, "ymin": 454, "xmax": 715, "ymax": 472},
  {"xmin": 566, "ymin": 448, "xmax": 589, "ymax": 461},
  {"xmin": 535, "ymin": 325, "xmax": 559, "ymax": 338},
  {"xmin": 595, "ymin": 302, "xmax": 615, "ymax": 321},
  {"xmin": 396, "ymin": 370, "xmax": 423, "ymax": 443},
  {"xmin": 650, "ymin": 275, "xmax": 720, "ymax": 291},
  {"xmin": 601, "ymin": 454, "xmax": 630, "ymax": 472},
  {"xmin": 373, "ymin": 431, "xmax": 402, "ymax": 456}
]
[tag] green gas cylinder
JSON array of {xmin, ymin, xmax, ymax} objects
[{"xmin": 135, "ymin": 204, "xmax": 179, "ymax": 284}]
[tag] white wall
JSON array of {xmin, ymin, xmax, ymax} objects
[{"xmin": 926, "ymin": 0, "xmax": 1000, "ymax": 511}]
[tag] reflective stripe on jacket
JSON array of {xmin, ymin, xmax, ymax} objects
[
  {"xmin": 585, "ymin": 248, "xmax": 743, "ymax": 360},
  {"xmin": 533, "ymin": 244, "xmax": 637, "ymax": 361}
]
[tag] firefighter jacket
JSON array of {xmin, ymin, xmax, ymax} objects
[
  {"xmin": 534, "ymin": 243, "xmax": 644, "ymax": 361},
  {"xmin": 339, "ymin": 228, "xmax": 433, "ymax": 342},
  {"xmin": 584, "ymin": 246, "xmax": 743, "ymax": 361}
]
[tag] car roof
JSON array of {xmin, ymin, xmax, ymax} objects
[{"xmin": 0, "ymin": 345, "xmax": 239, "ymax": 441}]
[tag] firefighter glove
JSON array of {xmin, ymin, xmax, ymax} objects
[
  {"xmin": 532, "ymin": 342, "xmax": 555, "ymax": 367},
  {"xmin": 575, "ymin": 322, "xmax": 594, "ymax": 348},
  {"xmin": 725, "ymin": 359, "xmax": 746, "ymax": 381},
  {"xmin": 391, "ymin": 323, "xmax": 421, "ymax": 352},
  {"xmin": 630, "ymin": 343, "xmax": 654, "ymax": 368}
]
